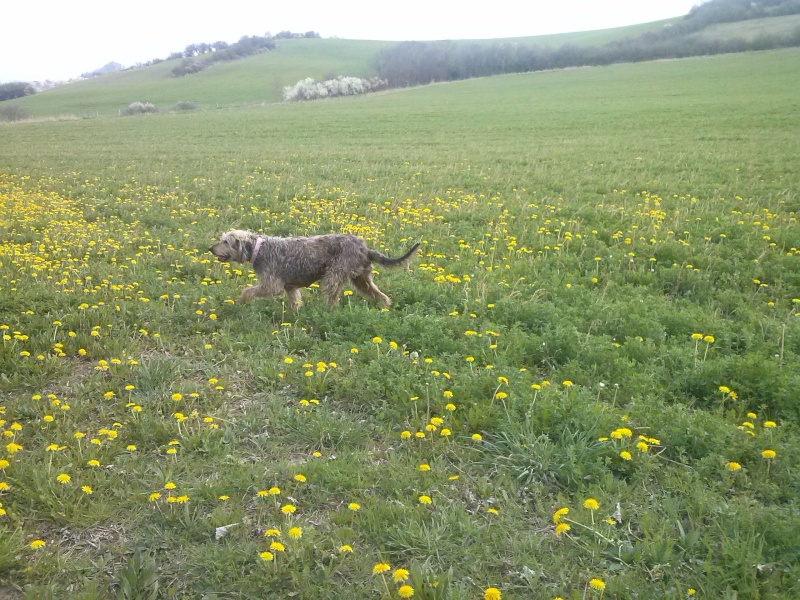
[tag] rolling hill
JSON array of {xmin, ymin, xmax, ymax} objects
[{"xmin": 3, "ymin": 21, "xmax": 674, "ymax": 119}]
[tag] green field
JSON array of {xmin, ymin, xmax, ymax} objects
[{"xmin": 1, "ymin": 47, "xmax": 799, "ymax": 599}]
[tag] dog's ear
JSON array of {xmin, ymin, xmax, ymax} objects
[{"xmin": 244, "ymin": 241, "xmax": 253, "ymax": 260}]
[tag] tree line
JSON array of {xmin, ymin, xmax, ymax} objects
[
  {"xmin": 375, "ymin": 0, "xmax": 800, "ymax": 87},
  {"xmin": 170, "ymin": 31, "xmax": 320, "ymax": 77}
]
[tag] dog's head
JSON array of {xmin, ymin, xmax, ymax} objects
[{"xmin": 208, "ymin": 230, "xmax": 256, "ymax": 263}]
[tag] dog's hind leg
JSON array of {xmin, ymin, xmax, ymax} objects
[
  {"xmin": 351, "ymin": 274, "xmax": 392, "ymax": 307},
  {"xmin": 285, "ymin": 288, "xmax": 303, "ymax": 311},
  {"xmin": 320, "ymin": 273, "xmax": 347, "ymax": 307}
]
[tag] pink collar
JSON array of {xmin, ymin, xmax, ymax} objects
[{"xmin": 251, "ymin": 236, "xmax": 264, "ymax": 263}]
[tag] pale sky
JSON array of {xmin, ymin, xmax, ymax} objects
[{"xmin": 1, "ymin": 0, "xmax": 702, "ymax": 82}]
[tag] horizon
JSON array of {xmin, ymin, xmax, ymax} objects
[{"xmin": 1, "ymin": 0, "xmax": 699, "ymax": 82}]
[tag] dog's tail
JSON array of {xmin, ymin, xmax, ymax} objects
[{"xmin": 368, "ymin": 242, "xmax": 420, "ymax": 267}]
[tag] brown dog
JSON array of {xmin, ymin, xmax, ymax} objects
[{"xmin": 209, "ymin": 230, "xmax": 419, "ymax": 310}]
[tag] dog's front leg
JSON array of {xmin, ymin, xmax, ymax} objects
[{"xmin": 237, "ymin": 284, "xmax": 282, "ymax": 304}]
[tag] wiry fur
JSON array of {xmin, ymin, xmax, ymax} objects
[{"xmin": 208, "ymin": 230, "xmax": 419, "ymax": 310}]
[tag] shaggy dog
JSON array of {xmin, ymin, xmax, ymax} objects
[{"xmin": 209, "ymin": 230, "xmax": 419, "ymax": 310}]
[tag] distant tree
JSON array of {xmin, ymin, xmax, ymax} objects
[
  {"xmin": 0, "ymin": 81, "xmax": 36, "ymax": 101},
  {"xmin": 212, "ymin": 41, "xmax": 229, "ymax": 51}
]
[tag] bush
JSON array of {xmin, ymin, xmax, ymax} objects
[
  {"xmin": 120, "ymin": 102, "xmax": 158, "ymax": 116},
  {"xmin": 0, "ymin": 104, "xmax": 30, "ymax": 122},
  {"xmin": 171, "ymin": 101, "xmax": 197, "ymax": 112},
  {"xmin": 171, "ymin": 59, "xmax": 205, "ymax": 77},
  {"xmin": 283, "ymin": 76, "xmax": 387, "ymax": 101}
]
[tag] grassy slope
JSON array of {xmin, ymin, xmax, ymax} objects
[
  {"xmin": 9, "ymin": 39, "xmax": 393, "ymax": 118},
  {"xmin": 0, "ymin": 49, "xmax": 799, "ymax": 598},
  {"xmin": 5, "ymin": 21, "xmax": 675, "ymax": 119},
  {"xmin": 689, "ymin": 13, "xmax": 800, "ymax": 41}
]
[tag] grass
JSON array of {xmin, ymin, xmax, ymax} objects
[
  {"xmin": 689, "ymin": 13, "xmax": 800, "ymax": 42},
  {"xmin": 0, "ymin": 48, "xmax": 799, "ymax": 599}
]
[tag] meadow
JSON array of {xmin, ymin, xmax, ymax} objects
[{"xmin": 1, "ymin": 48, "xmax": 799, "ymax": 599}]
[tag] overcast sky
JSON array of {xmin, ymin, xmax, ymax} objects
[{"xmin": 1, "ymin": 0, "xmax": 702, "ymax": 82}]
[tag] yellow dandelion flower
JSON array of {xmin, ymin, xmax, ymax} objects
[
  {"xmin": 418, "ymin": 464, "xmax": 430, "ymax": 472},
  {"xmin": 418, "ymin": 495, "xmax": 432, "ymax": 505},
  {"xmin": 393, "ymin": 568, "xmax": 410, "ymax": 582},
  {"xmin": 339, "ymin": 544, "xmax": 353, "ymax": 553},
  {"xmin": 372, "ymin": 337, "xmax": 382, "ymax": 344},
  {"xmin": 56, "ymin": 473, "xmax": 71, "ymax": 485},
  {"xmin": 726, "ymin": 461, "xmax": 742, "ymax": 471},
  {"xmin": 554, "ymin": 523, "xmax": 571, "ymax": 536},
  {"xmin": 400, "ymin": 430, "xmax": 411, "ymax": 439},
  {"xmin": 552, "ymin": 507, "xmax": 569, "ymax": 523},
  {"xmin": 761, "ymin": 449, "xmax": 776, "ymax": 459},
  {"xmin": 620, "ymin": 451, "xmax": 632, "ymax": 460},
  {"xmin": 484, "ymin": 587, "xmax": 502, "ymax": 600},
  {"xmin": 268, "ymin": 486, "xmax": 281, "ymax": 495},
  {"xmin": 81, "ymin": 485, "xmax": 92, "ymax": 495},
  {"xmin": 472, "ymin": 433, "xmax": 483, "ymax": 441},
  {"xmin": 259, "ymin": 551, "xmax": 274, "ymax": 562},
  {"xmin": 288, "ymin": 526, "xmax": 302, "ymax": 539},
  {"xmin": 294, "ymin": 473, "xmax": 306, "ymax": 483},
  {"xmin": 30, "ymin": 540, "xmax": 46, "ymax": 549},
  {"xmin": 589, "ymin": 578, "xmax": 606, "ymax": 591},
  {"xmin": 281, "ymin": 504, "xmax": 296, "ymax": 514},
  {"xmin": 764, "ymin": 421, "xmax": 776, "ymax": 428},
  {"xmin": 583, "ymin": 498, "xmax": 599, "ymax": 511},
  {"xmin": 269, "ymin": 541, "xmax": 285, "ymax": 552},
  {"xmin": 348, "ymin": 502, "xmax": 361, "ymax": 511},
  {"xmin": 398, "ymin": 585, "xmax": 414, "ymax": 598},
  {"xmin": 373, "ymin": 562, "xmax": 391, "ymax": 574}
]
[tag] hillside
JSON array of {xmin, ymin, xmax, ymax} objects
[
  {"xmin": 1, "ymin": 21, "xmax": 671, "ymax": 119},
  {"xmin": 2, "ymin": 4, "xmax": 799, "ymax": 118}
]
